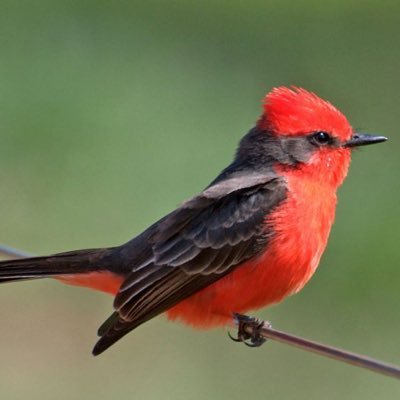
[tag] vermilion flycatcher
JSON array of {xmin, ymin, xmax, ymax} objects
[{"xmin": 0, "ymin": 87, "xmax": 387, "ymax": 355}]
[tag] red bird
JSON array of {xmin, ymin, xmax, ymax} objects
[{"xmin": 0, "ymin": 87, "xmax": 386, "ymax": 355}]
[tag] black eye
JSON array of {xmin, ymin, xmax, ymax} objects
[{"xmin": 310, "ymin": 131, "xmax": 331, "ymax": 146}]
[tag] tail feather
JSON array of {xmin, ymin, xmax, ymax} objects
[{"xmin": 0, "ymin": 248, "xmax": 114, "ymax": 282}]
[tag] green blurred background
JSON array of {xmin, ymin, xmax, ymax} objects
[{"xmin": 0, "ymin": 0, "xmax": 399, "ymax": 399}]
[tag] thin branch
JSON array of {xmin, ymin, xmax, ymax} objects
[
  {"xmin": 240, "ymin": 319, "xmax": 400, "ymax": 380},
  {"xmin": 1, "ymin": 243, "xmax": 399, "ymax": 379},
  {"xmin": 0, "ymin": 244, "xmax": 34, "ymax": 258}
]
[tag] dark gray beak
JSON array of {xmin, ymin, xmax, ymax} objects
[{"xmin": 344, "ymin": 133, "xmax": 388, "ymax": 148}]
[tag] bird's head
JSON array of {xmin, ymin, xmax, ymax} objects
[{"xmin": 236, "ymin": 87, "xmax": 387, "ymax": 188}]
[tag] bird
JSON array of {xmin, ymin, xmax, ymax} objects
[{"xmin": 0, "ymin": 87, "xmax": 387, "ymax": 355}]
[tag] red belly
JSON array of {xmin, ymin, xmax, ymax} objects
[{"xmin": 167, "ymin": 175, "xmax": 336, "ymax": 328}]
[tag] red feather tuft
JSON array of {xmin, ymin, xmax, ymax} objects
[{"xmin": 258, "ymin": 86, "xmax": 352, "ymax": 141}]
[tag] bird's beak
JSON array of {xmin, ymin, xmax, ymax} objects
[{"xmin": 344, "ymin": 133, "xmax": 388, "ymax": 148}]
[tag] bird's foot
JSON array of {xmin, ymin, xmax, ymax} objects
[{"xmin": 228, "ymin": 313, "xmax": 270, "ymax": 347}]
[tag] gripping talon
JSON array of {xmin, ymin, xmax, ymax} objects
[
  {"xmin": 227, "ymin": 330, "xmax": 241, "ymax": 342},
  {"xmin": 229, "ymin": 313, "xmax": 269, "ymax": 347}
]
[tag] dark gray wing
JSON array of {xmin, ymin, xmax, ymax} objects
[{"xmin": 93, "ymin": 173, "xmax": 286, "ymax": 355}]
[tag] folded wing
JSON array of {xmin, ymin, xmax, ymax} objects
[{"xmin": 93, "ymin": 173, "xmax": 286, "ymax": 355}]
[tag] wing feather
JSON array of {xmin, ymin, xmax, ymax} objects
[{"xmin": 93, "ymin": 173, "xmax": 286, "ymax": 355}]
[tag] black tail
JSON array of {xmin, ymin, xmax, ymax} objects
[{"xmin": 0, "ymin": 247, "xmax": 114, "ymax": 282}]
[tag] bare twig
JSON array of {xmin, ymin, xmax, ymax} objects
[
  {"xmin": 0, "ymin": 244, "xmax": 34, "ymax": 258},
  {"xmin": 240, "ymin": 318, "xmax": 400, "ymax": 380},
  {"xmin": 1, "ymin": 243, "xmax": 399, "ymax": 379}
]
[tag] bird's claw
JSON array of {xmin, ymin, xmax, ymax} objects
[
  {"xmin": 228, "ymin": 313, "xmax": 269, "ymax": 347},
  {"xmin": 227, "ymin": 330, "xmax": 243, "ymax": 342}
]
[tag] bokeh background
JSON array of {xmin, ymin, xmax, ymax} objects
[{"xmin": 0, "ymin": 1, "xmax": 399, "ymax": 399}]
